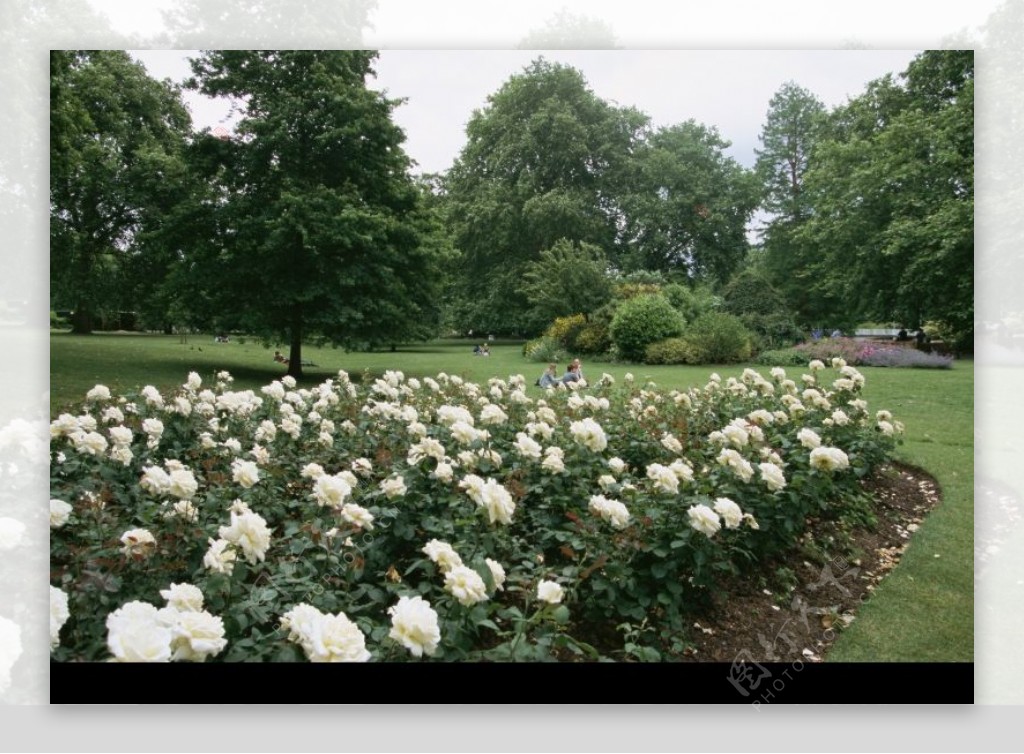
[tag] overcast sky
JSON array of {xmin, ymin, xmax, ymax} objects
[{"xmin": 132, "ymin": 49, "xmax": 922, "ymax": 175}]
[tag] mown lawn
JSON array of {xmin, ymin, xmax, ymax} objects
[{"xmin": 50, "ymin": 331, "xmax": 973, "ymax": 661}]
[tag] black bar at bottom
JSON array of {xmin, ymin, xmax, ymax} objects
[{"xmin": 50, "ymin": 661, "xmax": 973, "ymax": 704}]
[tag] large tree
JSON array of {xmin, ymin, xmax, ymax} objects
[
  {"xmin": 796, "ymin": 51, "xmax": 974, "ymax": 344},
  {"xmin": 443, "ymin": 58, "xmax": 648, "ymax": 336},
  {"xmin": 620, "ymin": 121, "xmax": 759, "ymax": 284},
  {"xmin": 753, "ymin": 81, "xmax": 827, "ymax": 324},
  {"xmin": 185, "ymin": 50, "xmax": 447, "ymax": 377},
  {"xmin": 50, "ymin": 50, "xmax": 192, "ymax": 333}
]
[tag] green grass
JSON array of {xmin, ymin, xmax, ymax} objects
[{"xmin": 49, "ymin": 332, "xmax": 973, "ymax": 661}]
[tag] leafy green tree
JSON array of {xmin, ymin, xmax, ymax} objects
[
  {"xmin": 185, "ymin": 50, "xmax": 447, "ymax": 376},
  {"xmin": 50, "ymin": 50, "xmax": 192, "ymax": 333},
  {"xmin": 621, "ymin": 121, "xmax": 758, "ymax": 283},
  {"xmin": 797, "ymin": 51, "xmax": 974, "ymax": 345},
  {"xmin": 444, "ymin": 58, "xmax": 648, "ymax": 336},
  {"xmin": 520, "ymin": 239, "xmax": 613, "ymax": 323},
  {"xmin": 721, "ymin": 268, "xmax": 803, "ymax": 349}
]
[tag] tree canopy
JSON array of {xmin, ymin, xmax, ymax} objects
[
  {"xmin": 50, "ymin": 50, "xmax": 192, "ymax": 333},
  {"xmin": 752, "ymin": 52, "xmax": 973, "ymax": 346},
  {"xmin": 444, "ymin": 58, "xmax": 648, "ymax": 336}
]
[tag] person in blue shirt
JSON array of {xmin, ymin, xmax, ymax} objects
[
  {"xmin": 537, "ymin": 363, "xmax": 559, "ymax": 388},
  {"xmin": 561, "ymin": 363, "xmax": 581, "ymax": 384}
]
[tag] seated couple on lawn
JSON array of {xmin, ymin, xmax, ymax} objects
[{"xmin": 537, "ymin": 359, "xmax": 584, "ymax": 387}]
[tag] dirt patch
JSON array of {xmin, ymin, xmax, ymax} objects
[{"xmin": 676, "ymin": 462, "xmax": 941, "ymax": 663}]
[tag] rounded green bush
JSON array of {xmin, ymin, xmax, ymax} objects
[
  {"xmin": 576, "ymin": 322, "xmax": 611, "ymax": 355},
  {"xmin": 684, "ymin": 311, "xmax": 753, "ymax": 364},
  {"xmin": 644, "ymin": 337, "xmax": 697, "ymax": 365},
  {"xmin": 609, "ymin": 295, "xmax": 685, "ymax": 362}
]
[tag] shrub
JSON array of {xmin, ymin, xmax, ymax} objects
[
  {"xmin": 50, "ymin": 310, "xmax": 69, "ymax": 329},
  {"xmin": 683, "ymin": 312, "xmax": 752, "ymax": 364},
  {"xmin": 613, "ymin": 282, "xmax": 662, "ymax": 301},
  {"xmin": 609, "ymin": 295, "xmax": 685, "ymax": 362},
  {"xmin": 756, "ymin": 348, "xmax": 808, "ymax": 367},
  {"xmin": 576, "ymin": 322, "xmax": 611, "ymax": 355},
  {"xmin": 662, "ymin": 283, "xmax": 719, "ymax": 324},
  {"xmin": 644, "ymin": 337, "xmax": 696, "ymax": 365},
  {"xmin": 522, "ymin": 336, "xmax": 566, "ymax": 363},
  {"xmin": 544, "ymin": 314, "xmax": 588, "ymax": 353}
]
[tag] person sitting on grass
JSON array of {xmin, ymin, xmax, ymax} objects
[
  {"xmin": 537, "ymin": 363, "xmax": 559, "ymax": 388},
  {"xmin": 274, "ymin": 350, "xmax": 289, "ymax": 364},
  {"xmin": 561, "ymin": 363, "xmax": 581, "ymax": 385}
]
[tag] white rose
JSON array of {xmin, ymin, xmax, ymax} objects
[
  {"xmin": 86, "ymin": 384, "xmax": 111, "ymax": 402},
  {"xmin": 106, "ymin": 601, "xmax": 172, "ymax": 662},
  {"xmin": 388, "ymin": 596, "xmax": 441, "ymax": 658},
  {"xmin": 485, "ymin": 558, "xmax": 506, "ymax": 592},
  {"xmin": 536, "ymin": 580, "xmax": 564, "ymax": 605},
  {"xmin": 218, "ymin": 511, "xmax": 271, "ymax": 564},
  {"xmin": 231, "ymin": 459, "xmax": 260, "ymax": 489},
  {"xmin": 688, "ymin": 504, "xmax": 722, "ymax": 538},
  {"xmin": 50, "ymin": 499, "xmax": 73, "ymax": 528},
  {"xmin": 50, "ymin": 586, "xmax": 70, "ymax": 649},
  {"xmin": 308, "ymin": 611, "xmax": 371, "ymax": 663},
  {"xmin": 168, "ymin": 468, "xmax": 199, "ymax": 500},
  {"xmin": 646, "ymin": 463, "xmax": 679, "ymax": 495},
  {"xmin": 203, "ymin": 538, "xmax": 236, "ymax": 575},
  {"xmin": 380, "ymin": 476, "xmax": 407, "ymax": 499},
  {"xmin": 160, "ymin": 583, "xmax": 205, "ymax": 612},
  {"xmin": 758, "ymin": 462, "xmax": 787, "ymax": 492},
  {"xmin": 570, "ymin": 418, "xmax": 608, "ymax": 453},
  {"xmin": 164, "ymin": 608, "xmax": 227, "ymax": 662},
  {"xmin": 712, "ymin": 497, "xmax": 744, "ymax": 529},
  {"xmin": 340, "ymin": 503, "xmax": 375, "ymax": 530},
  {"xmin": 120, "ymin": 528, "xmax": 156, "ymax": 558},
  {"xmin": 660, "ymin": 433, "xmax": 683, "ymax": 453},
  {"xmin": 140, "ymin": 465, "xmax": 171, "ymax": 496},
  {"xmin": 108, "ymin": 425, "xmax": 133, "ymax": 447},
  {"xmin": 513, "ymin": 432, "xmax": 543, "ymax": 460},
  {"xmin": 809, "ymin": 446, "xmax": 850, "ymax": 473},
  {"xmin": 444, "ymin": 565, "xmax": 489, "ymax": 606},
  {"xmin": 422, "ymin": 539, "xmax": 464, "ymax": 572},
  {"xmin": 433, "ymin": 461, "xmax": 455, "ymax": 484}
]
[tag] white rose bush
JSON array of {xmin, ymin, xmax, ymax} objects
[{"xmin": 50, "ymin": 362, "xmax": 902, "ymax": 662}]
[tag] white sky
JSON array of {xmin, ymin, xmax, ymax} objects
[{"xmin": 131, "ymin": 48, "xmax": 923, "ymax": 174}]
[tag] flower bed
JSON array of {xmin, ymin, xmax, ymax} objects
[
  {"xmin": 50, "ymin": 361, "xmax": 903, "ymax": 662},
  {"xmin": 759, "ymin": 338, "xmax": 953, "ymax": 369}
]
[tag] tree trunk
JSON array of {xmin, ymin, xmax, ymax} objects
[
  {"xmin": 287, "ymin": 304, "xmax": 303, "ymax": 380},
  {"xmin": 70, "ymin": 304, "xmax": 93, "ymax": 334}
]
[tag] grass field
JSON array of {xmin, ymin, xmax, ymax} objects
[{"xmin": 50, "ymin": 331, "xmax": 974, "ymax": 661}]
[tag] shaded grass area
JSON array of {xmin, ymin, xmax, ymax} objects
[{"xmin": 50, "ymin": 332, "xmax": 973, "ymax": 661}]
